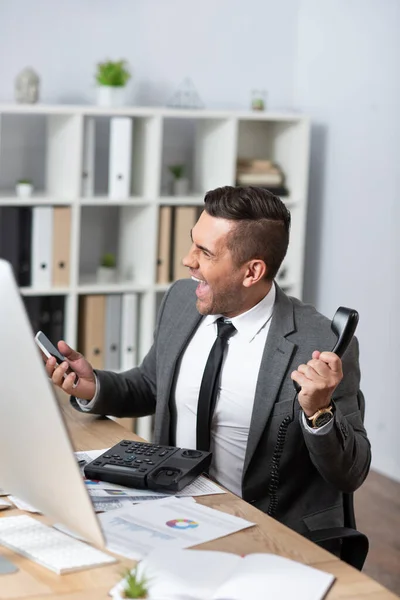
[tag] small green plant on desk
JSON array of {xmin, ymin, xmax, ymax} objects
[{"xmin": 121, "ymin": 567, "xmax": 149, "ymax": 599}]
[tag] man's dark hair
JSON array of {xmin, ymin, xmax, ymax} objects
[{"xmin": 204, "ymin": 186, "xmax": 291, "ymax": 281}]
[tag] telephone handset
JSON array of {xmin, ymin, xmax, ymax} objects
[
  {"xmin": 267, "ymin": 306, "xmax": 359, "ymax": 517},
  {"xmin": 293, "ymin": 307, "xmax": 359, "ymax": 394}
]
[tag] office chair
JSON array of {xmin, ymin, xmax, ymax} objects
[{"xmin": 302, "ymin": 391, "xmax": 370, "ymax": 571}]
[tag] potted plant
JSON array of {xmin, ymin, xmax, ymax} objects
[
  {"xmin": 95, "ymin": 59, "xmax": 131, "ymax": 107},
  {"xmin": 111, "ymin": 567, "xmax": 149, "ymax": 599},
  {"xmin": 168, "ymin": 164, "xmax": 189, "ymax": 196},
  {"xmin": 15, "ymin": 179, "xmax": 33, "ymax": 197},
  {"xmin": 97, "ymin": 252, "xmax": 117, "ymax": 284}
]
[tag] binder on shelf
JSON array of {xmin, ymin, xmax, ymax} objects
[
  {"xmin": 18, "ymin": 208, "xmax": 32, "ymax": 287},
  {"xmin": 156, "ymin": 206, "xmax": 173, "ymax": 284},
  {"xmin": 23, "ymin": 296, "xmax": 65, "ymax": 342},
  {"xmin": 23, "ymin": 296, "xmax": 42, "ymax": 335},
  {"xmin": 82, "ymin": 117, "xmax": 95, "ymax": 197},
  {"xmin": 79, "ymin": 295, "xmax": 106, "ymax": 370},
  {"xmin": 31, "ymin": 207, "xmax": 53, "ymax": 288},
  {"xmin": 120, "ymin": 293, "xmax": 138, "ymax": 371},
  {"xmin": 49, "ymin": 296, "xmax": 65, "ymax": 343},
  {"xmin": 172, "ymin": 206, "xmax": 197, "ymax": 281},
  {"xmin": 108, "ymin": 117, "xmax": 133, "ymax": 199},
  {"xmin": 52, "ymin": 207, "xmax": 71, "ymax": 287},
  {"xmin": 105, "ymin": 294, "xmax": 122, "ymax": 371},
  {"xmin": 0, "ymin": 207, "xmax": 19, "ymax": 282}
]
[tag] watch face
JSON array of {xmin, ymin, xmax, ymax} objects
[{"xmin": 314, "ymin": 411, "xmax": 333, "ymax": 428}]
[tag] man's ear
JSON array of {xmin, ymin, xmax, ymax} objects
[{"xmin": 242, "ymin": 260, "xmax": 267, "ymax": 287}]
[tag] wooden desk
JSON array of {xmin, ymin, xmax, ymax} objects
[{"xmin": 0, "ymin": 393, "xmax": 397, "ymax": 600}]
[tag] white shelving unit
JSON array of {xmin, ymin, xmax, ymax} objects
[{"xmin": 0, "ymin": 104, "xmax": 310, "ymax": 439}]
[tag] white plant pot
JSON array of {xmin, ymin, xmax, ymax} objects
[
  {"xmin": 172, "ymin": 178, "xmax": 189, "ymax": 196},
  {"xmin": 97, "ymin": 266, "xmax": 117, "ymax": 284},
  {"xmin": 96, "ymin": 86, "xmax": 127, "ymax": 107},
  {"xmin": 16, "ymin": 183, "xmax": 33, "ymax": 197}
]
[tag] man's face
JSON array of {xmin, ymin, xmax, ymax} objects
[{"xmin": 182, "ymin": 211, "xmax": 248, "ymax": 317}]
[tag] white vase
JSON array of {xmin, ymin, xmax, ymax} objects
[
  {"xmin": 97, "ymin": 266, "xmax": 117, "ymax": 284},
  {"xmin": 96, "ymin": 86, "xmax": 127, "ymax": 107},
  {"xmin": 15, "ymin": 183, "xmax": 33, "ymax": 197},
  {"xmin": 173, "ymin": 178, "xmax": 189, "ymax": 196}
]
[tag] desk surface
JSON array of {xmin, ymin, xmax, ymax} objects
[{"xmin": 0, "ymin": 392, "xmax": 397, "ymax": 600}]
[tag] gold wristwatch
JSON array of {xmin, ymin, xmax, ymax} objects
[{"xmin": 308, "ymin": 405, "xmax": 334, "ymax": 428}]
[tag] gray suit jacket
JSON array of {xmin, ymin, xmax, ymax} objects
[{"xmin": 74, "ymin": 280, "xmax": 371, "ymax": 534}]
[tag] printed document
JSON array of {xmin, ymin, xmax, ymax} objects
[{"xmin": 100, "ymin": 497, "xmax": 254, "ymax": 560}]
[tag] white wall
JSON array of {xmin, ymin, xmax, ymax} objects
[
  {"xmin": 0, "ymin": 0, "xmax": 299, "ymax": 109},
  {"xmin": 295, "ymin": 0, "xmax": 400, "ymax": 481}
]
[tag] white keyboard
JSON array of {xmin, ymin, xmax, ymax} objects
[{"xmin": 0, "ymin": 515, "xmax": 116, "ymax": 574}]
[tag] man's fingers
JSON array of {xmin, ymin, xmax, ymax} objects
[
  {"xmin": 45, "ymin": 356, "xmax": 57, "ymax": 378},
  {"xmin": 51, "ymin": 362, "xmax": 70, "ymax": 387},
  {"xmin": 58, "ymin": 341, "xmax": 82, "ymax": 362},
  {"xmin": 318, "ymin": 351, "xmax": 342, "ymax": 373},
  {"xmin": 61, "ymin": 372, "xmax": 78, "ymax": 395}
]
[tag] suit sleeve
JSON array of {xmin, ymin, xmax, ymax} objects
[
  {"xmin": 70, "ymin": 283, "xmax": 175, "ymax": 418},
  {"xmin": 300, "ymin": 337, "xmax": 371, "ymax": 493}
]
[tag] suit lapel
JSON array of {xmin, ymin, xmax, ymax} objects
[{"xmin": 243, "ymin": 286, "xmax": 296, "ymax": 475}]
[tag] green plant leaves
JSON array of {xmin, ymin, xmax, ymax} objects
[{"xmin": 96, "ymin": 60, "xmax": 131, "ymax": 87}]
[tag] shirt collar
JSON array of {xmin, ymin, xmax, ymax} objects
[{"xmin": 204, "ymin": 283, "xmax": 276, "ymax": 342}]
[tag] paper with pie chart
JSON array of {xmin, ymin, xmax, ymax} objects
[{"xmin": 100, "ymin": 497, "xmax": 255, "ymax": 559}]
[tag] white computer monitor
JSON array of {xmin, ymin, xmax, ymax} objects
[{"xmin": 0, "ymin": 259, "xmax": 104, "ymax": 547}]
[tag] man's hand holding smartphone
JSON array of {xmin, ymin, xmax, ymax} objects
[{"xmin": 35, "ymin": 331, "xmax": 96, "ymax": 400}]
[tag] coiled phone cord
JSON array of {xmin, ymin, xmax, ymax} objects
[{"xmin": 266, "ymin": 391, "xmax": 298, "ymax": 517}]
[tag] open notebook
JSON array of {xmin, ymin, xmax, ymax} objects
[{"xmin": 110, "ymin": 548, "xmax": 335, "ymax": 600}]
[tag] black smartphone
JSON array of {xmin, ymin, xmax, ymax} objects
[{"xmin": 34, "ymin": 331, "xmax": 78, "ymax": 385}]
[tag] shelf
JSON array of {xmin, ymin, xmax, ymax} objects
[
  {"xmin": 0, "ymin": 193, "xmax": 73, "ymax": 206},
  {"xmin": 77, "ymin": 276, "xmax": 148, "ymax": 294},
  {"xmin": 158, "ymin": 195, "xmax": 204, "ymax": 206},
  {"xmin": 79, "ymin": 196, "xmax": 151, "ymax": 206},
  {"xmin": 20, "ymin": 287, "xmax": 70, "ymax": 296},
  {"xmin": 0, "ymin": 103, "xmax": 308, "ymax": 123}
]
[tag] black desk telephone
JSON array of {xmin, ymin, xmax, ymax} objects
[
  {"xmin": 267, "ymin": 306, "xmax": 359, "ymax": 516},
  {"xmin": 84, "ymin": 442, "xmax": 212, "ymax": 492}
]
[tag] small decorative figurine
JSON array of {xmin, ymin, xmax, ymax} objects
[{"xmin": 15, "ymin": 67, "xmax": 40, "ymax": 104}]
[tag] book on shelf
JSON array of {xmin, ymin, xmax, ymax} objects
[
  {"xmin": 236, "ymin": 157, "xmax": 285, "ymax": 188},
  {"xmin": 110, "ymin": 548, "xmax": 335, "ymax": 600},
  {"xmin": 236, "ymin": 171, "xmax": 283, "ymax": 185}
]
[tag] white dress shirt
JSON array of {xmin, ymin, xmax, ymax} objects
[
  {"xmin": 173, "ymin": 286, "xmax": 276, "ymax": 496},
  {"xmin": 78, "ymin": 284, "xmax": 332, "ymax": 496}
]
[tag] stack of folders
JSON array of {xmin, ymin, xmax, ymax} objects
[
  {"xmin": 156, "ymin": 205, "xmax": 202, "ymax": 284},
  {"xmin": 82, "ymin": 117, "xmax": 133, "ymax": 199},
  {"xmin": 78, "ymin": 293, "xmax": 138, "ymax": 371},
  {"xmin": 0, "ymin": 205, "xmax": 71, "ymax": 288}
]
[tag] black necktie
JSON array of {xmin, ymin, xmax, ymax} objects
[{"xmin": 196, "ymin": 318, "xmax": 236, "ymax": 451}]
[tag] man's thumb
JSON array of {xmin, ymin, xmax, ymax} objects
[{"xmin": 58, "ymin": 340, "xmax": 81, "ymax": 362}]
